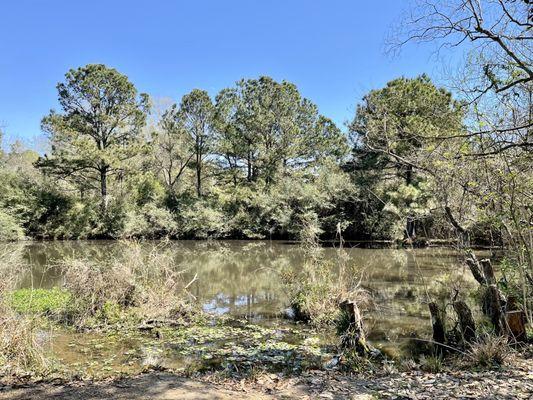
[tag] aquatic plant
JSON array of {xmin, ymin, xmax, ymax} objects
[{"xmin": 10, "ymin": 288, "xmax": 71, "ymax": 315}]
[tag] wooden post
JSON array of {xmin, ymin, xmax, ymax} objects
[
  {"xmin": 505, "ymin": 311, "xmax": 527, "ymax": 342},
  {"xmin": 505, "ymin": 295, "xmax": 526, "ymax": 342},
  {"xmin": 453, "ymin": 300, "xmax": 476, "ymax": 343}
]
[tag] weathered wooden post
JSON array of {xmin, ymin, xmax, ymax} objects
[
  {"xmin": 466, "ymin": 256, "xmax": 486, "ymax": 285},
  {"xmin": 481, "ymin": 259, "xmax": 496, "ymax": 284},
  {"xmin": 486, "ymin": 284, "xmax": 504, "ymax": 335}
]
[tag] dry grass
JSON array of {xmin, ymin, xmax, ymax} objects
[
  {"xmin": 0, "ymin": 306, "xmax": 48, "ymax": 375},
  {"xmin": 282, "ymin": 230, "xmax": 369, "ymax": 327},
  {"xmin": 466, "ymin": 334, "xmax": 510, "ymax": 367},
  {"xmin": 0, "ymin": 244, "xmax": 48, "ymax": 375},
  {"xmin": 60, "ymin": 240, "xmax": 196, "ymax": 328},
  {"xmin": 419, "ymin": 354, "xmax": 444, "ymax": 372}
]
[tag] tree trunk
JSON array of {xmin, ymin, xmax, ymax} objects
[
  {"xmin": 100, "ymin": 167, "xmax": 108, "ymax": 212},
  {"xmin": 402, "ymin": 165, "xmax": 417, "ymax": 240},
  {"xmin": 453, "ymin": 300, "xmax": 476, "ymax": 343},
  {"xmin": 196, "ymin": 160, "xmax": 202, "ymax": 197},
  {"xmin": 405, "ymin": 217, "xmax": 416, "ymax": 240},
  {"xmin": 247, "ymin": 153, "xmax": 252, "ymax": 182}
]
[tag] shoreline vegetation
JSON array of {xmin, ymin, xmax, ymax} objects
[
  {"xmin": 0, "ymin": 240, "xmax": 531, "ymax": 398},
  {"xmin": 1, "ymin": 0, "xmax": 531, "ymax": 397}
]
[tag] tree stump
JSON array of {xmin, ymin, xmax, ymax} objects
[
  {"xmin": 466, "ymin": 257, "xmax": 486, "ymax": 285},
  {"xmin": 428, "ymin": 302, "xmax": 446, "ymax": 346},
  {"xmin": 486, "ymin": 284, "xmax": 504, "ymax": 335},
  {"xmin": 339, "ymin": 300, "xmax": 371, "ymax": 356},
  {"xmin": 481, "ymin": 259, "xmax": 496, "ymax": 284},
  {"xmin": 505, "ymin": 295, "xmax": 527, "ymax": 342},
  {"xmin": 453, "ymin": 300, "xmax": 476, "ymax": 343},
  {"xmin": 505, "ymin": 310, "xmax": 527, "ymax": 342}
]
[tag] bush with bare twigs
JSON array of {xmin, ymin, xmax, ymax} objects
[{"xmin": 60, "ymin": 241, "xmax": 197, "ymax": 329}]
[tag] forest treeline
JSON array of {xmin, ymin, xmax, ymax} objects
[
  {"xmin": 0, "ymin": 67, "xmax": 530, "ymax": 245},
  {"xmin": 0, "ymin": 1, "xmax": 531, "ymax": 248}
]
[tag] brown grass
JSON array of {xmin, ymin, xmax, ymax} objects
[
  {"xmin": 60, "ymin": 240, "xmax": 196, "ymax": 328},
  {"xmin": 0, "ymin": 244, "xmax": 48, "ymax": 375},
  {"xmin": 466, "ymin": 334, "xmax": 510, "ymax": 367}
]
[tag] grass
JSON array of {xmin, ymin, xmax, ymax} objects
[
  {"xmin": 419, "ymin": 354, "xmax": 444, "ymax": 373},
  {"xmin": 0, "ymin": 306, "xmax": 49, "ymax": 375},
  {"xmin": 466, "ymin": 335, "xmax": 510, "ymax": 368},
  {"xmin": 282, "ymin": 243, "xmax": 367, "ymax": 328}
]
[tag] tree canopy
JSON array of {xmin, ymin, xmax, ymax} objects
[{"xmin": 37, "ymin": 64, "xmax": 149, "ymax": 211}]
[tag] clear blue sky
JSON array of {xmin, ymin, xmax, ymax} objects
[{"xmin": 0, "ymin": 0, "xmax": 451, "ymax": 149}]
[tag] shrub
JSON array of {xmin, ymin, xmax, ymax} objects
[
  {"xmin": 122, "ymin": 203, "xmax": 178, "ymax": 238},
  {"xmin": 179, "ymin": 200, "xmax": 227, "ymax": 239},
  {"xmin": 0, "ymin": 210, "xmax": 25, "ymax": 241},
  {"xmin": 282, "ymin": 238, "xmax": 366, "ymax": 327},
  {"xmin": 60, "ymin": 241, "xmax": 195, "ymax": 328}
]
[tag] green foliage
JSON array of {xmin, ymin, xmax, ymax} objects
[
  {"xmin": 179, "ymin": 199, "xmax": 227, "ymax": 239},
  {"xmin": 0, "ymin": 210, "xmax": 25, "ymax": 241},
  {"xmin": 0, "ymin": 64, "xmax": 529, "ymax": 267},
  {"xmin": 10, "ymin": 288, "xmax": 71, "ymax": 315},
  {"xmin": 37, "ymin": 64, "xmax": 149, "ymax": 212},
  {"xmin": 123, "ymin": 203, "xmax": 178, "ymax": 238}
]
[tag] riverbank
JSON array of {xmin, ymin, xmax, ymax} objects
[{"xmin": 1, "ymin": 354, "xmax": 532, "ymax": 400}]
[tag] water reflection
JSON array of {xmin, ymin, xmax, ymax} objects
[{"xmin": 2, "ymin": 240, "xmax": 485, "ymax": 341}]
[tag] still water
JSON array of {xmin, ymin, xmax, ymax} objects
[{"xmin": 12, "ymin": 240, "xmax": 482, "ymax": 343}]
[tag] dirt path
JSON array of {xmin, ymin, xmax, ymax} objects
[
  {"xmin": 0, "ymin": 360, "xmax": 531, "ymax": 400},
  {"xmin": 0, "ymin": 374, "xmax": 276, "ymax": 400}
]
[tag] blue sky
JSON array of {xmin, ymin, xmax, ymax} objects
[{"xmin": 0, "ymin": 0, "xmax": 453, "ymax": 149}]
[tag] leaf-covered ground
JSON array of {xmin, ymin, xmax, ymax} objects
[{"xmin": 0, "ymin": 353, "xmax": 531, "ymax": 399}]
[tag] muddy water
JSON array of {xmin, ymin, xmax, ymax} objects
[{"xmin": 5, "ymin": 241, "xmax": 486, "ymax": 374}]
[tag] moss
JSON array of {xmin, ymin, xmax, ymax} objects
[{"xmin": 10, "ymin": 288, "xmax": 71, "ymax": 315}]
